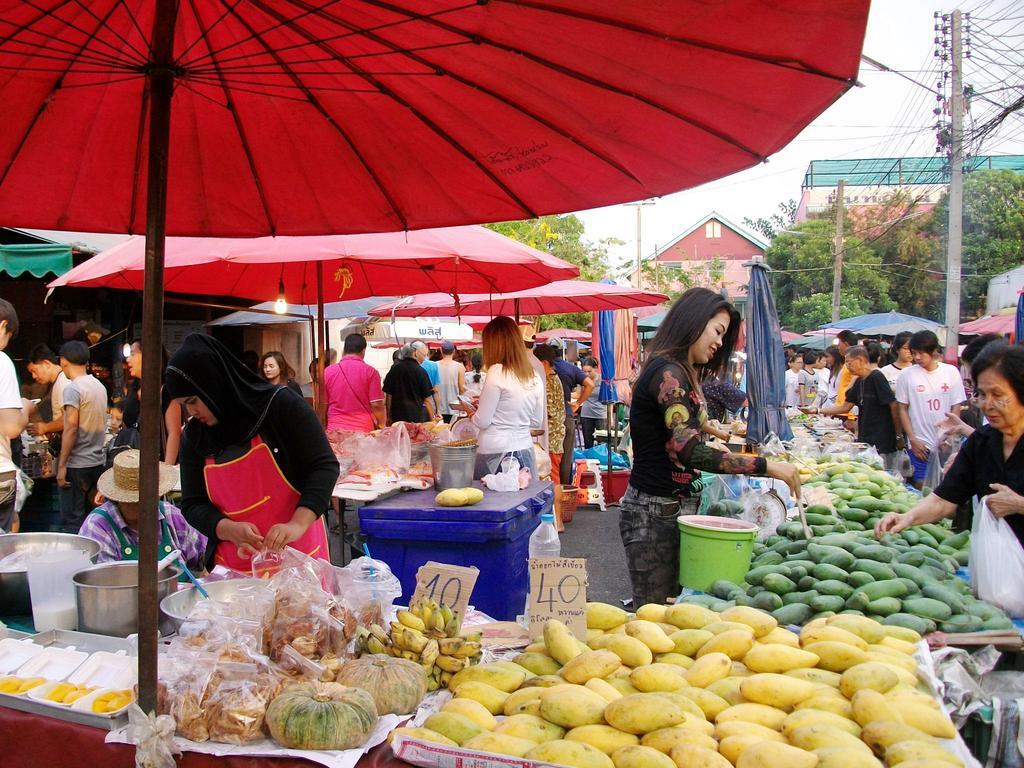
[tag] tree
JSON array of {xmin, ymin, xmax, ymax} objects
[
  {"xmin": 788, "ymin": 293, "xmax": 872, "ymax": 332},
  {"xmin": 485, "ymin": 214, "xmax": 621, "ymax": 330},
  {"xmin": 743, "ymin": 199, "xmax": 797, "ymax": 242},
  {"xmin": 931, "ymin": 169, "xmax": 1024, "ymax": 319},
  {"xmin": 855, "ymin": 190, "xmax": 943, "ymax": 319},
  {"xmin": 765, "ymin": 218, "xmax": 895, "ymax": 332}
]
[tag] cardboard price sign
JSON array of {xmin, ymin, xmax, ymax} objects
[
  {"xmin": 528, "ymin": 558, "xmax": 588, "ymax": 640},
  {"xmin": 410, "ymin": 562, "xmax": 479, "ymax": 618}
]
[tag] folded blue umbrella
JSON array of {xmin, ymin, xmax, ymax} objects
[{"xmin": 745, "ymin": 261, "xmax": 793, "ymax": 444}]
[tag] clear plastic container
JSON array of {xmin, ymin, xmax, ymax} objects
[
  {"xmin": 528, "ymin": 513, "xmax": 560, "ymax": 559},
  {"xmin": 27, "ymin": 550, "xmax": 91, "ymax": 632}
]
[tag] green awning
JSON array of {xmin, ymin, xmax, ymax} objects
[{"xmin": 0, "ymin": 243, "xmax": 73, "ymax": 277}]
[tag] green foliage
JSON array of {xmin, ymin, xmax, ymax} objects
[
  {"xmin": 485, "ymin": 214, "xmax": 621, "ymax": 330},
  {"xmin": 788, "ymin": 293, "xmax": 873, "ymax": 331},
  {"xmin": 931, "ymin": 169, "xmax": 1024, "ymax": 319},
  {"xmin": 764, "ymin": 219, "xmax": 894, "ymax": 332},
  {"xmin": 743, "ymin": 199, "xmax": 797, "ymax": 242}
]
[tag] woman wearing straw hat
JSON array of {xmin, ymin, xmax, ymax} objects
[{"xmin": 78, "ymin": 449, "xmax": 207, "ymax": 570}]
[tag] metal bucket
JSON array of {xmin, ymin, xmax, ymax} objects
[
  {"xmin": 429, "ymin": 443, "xmax": 477, "ymax": 491},
  {"xmin": 73, "ymin": 561, "xmax": 180, "ymax": 637}
]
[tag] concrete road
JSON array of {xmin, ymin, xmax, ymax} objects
[{"xmin": 560, "ymin": 502, "xmax": 632, "ymax": 606}]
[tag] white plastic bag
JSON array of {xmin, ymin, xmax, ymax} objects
[
  {"xmin": 482, "ymin": 455, "xmax": 521, "ymax": 492},
  {"xmin": 970, "ymin": 496, "xmax": 1024, "ymax": 617}
]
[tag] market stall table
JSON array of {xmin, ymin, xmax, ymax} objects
[
  {"xmin": 0, "ymin": 706, "xmax": 406, "ymax": 768},
  {"xmin": 358, "ymin": 482, "xmax": 553, "ymax": 621}
]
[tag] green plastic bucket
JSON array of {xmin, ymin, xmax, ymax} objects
[{"xmin": 677, "ymin": 514, "xmax": 758, "ymax": 592}]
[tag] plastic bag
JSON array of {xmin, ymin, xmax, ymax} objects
[
  {"xmin": 970, "ymin": 497, "xmax": 1024, "ymax": 618},
  {"xmin": 203, "ymin": 661, "xmax": 281, "ymax": 745},
  {"xmin": 922, "ymin": 434, "xmax": 961, "ymax": 495},
  {"xmin": 701, "ymin": 474, "xmax": 747, "ymax": 517},
  {"xmin": 157, "ymin": 647, "xmax": 219, "ymax": 742},
  {"xmin": 533, "ymin": 443, "xmax": 551, "ymax": 479},
  {"xmin": 483, "ymin": 454, "xmax": 521, "ymax": 492},
  {"xmin": 341, "ymin": 556, "xmax": 403, "ymax": 628},
  {"xmin": 251, "ymin": 546, "xmax": 335, "ymax": 594},
  {"xmin": 352, "ymin": 423, "xmax": 410, "ymax": 474}
]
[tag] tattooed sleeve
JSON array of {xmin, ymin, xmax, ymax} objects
[{"xmin": 654, "ymin": 362, "xmax": 766, "ymax": 477}]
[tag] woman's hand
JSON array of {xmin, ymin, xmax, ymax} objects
[
  {"xmin": 937, "ymin": 410, "xmax": 972, "ymax": 438},
  {"xmin": 875, "ymin": 511, "xmax": 911, "ymax": 537},
  {"xmin": 216, "ymin": 519, "xmax": 264, "ymax": 560},
  {"xmin": 988, "ymin": 483, "xmax": 1024, "ymax": 518},
  {"xmin": 264, "ymin": 507, "xmax": 317, "ymax": 551},
  {"xmin": 766, "ymin": 461, "xmax": 801, "ymax": 499},
  {"xmin": 264, "ymin": 520, "xmax": 308, "ymax": 550}
]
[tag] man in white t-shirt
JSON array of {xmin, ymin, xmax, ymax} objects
[
  {"xmin": 880, "ymin": 331, "xmax": 914, "ymax": 394},
  {"xmin": 56, "ymin": 341, "xmax": 109, "ymax": 533},
  {"xmin": 436, "ymin": 341, "xmax": 466, "ymax": 423},
  {"xmin": 895, "ymin": 330, "xmax": 967, "ymax": 488},
  {"xmin": 0, "ymin": 301, "xmax": 28, "ymax": 531}
]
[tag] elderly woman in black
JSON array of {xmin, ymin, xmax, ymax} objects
[{"xmin": 877, "ymin": 343, "xmax": 1024, "ymax": 549}]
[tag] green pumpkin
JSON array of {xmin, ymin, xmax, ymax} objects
[
  {"xmin": 267, "ymin": 682, "xmax": 378, "ymax": 750},
  {"xmin": 337, "ymin": 655, "xmax": 427, "ymax": 716}
]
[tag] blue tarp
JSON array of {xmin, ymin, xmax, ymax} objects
[
  {"xmin": 818, "ymin": 311, "xmax": 941, "ymax": 336},
  {"xmin": 745, "ymin": 261, "xmax": 792, "ymax": 443}
]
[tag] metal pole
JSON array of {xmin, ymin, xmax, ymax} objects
[
  {"xmin": 625, "ymin": 201, "xmax": 654, "ymax": 288},
  {"xmin": 945, "ymin": 10, "xmax": 964, "ymax": 361},
  {"xmin": 831, "ymin": 179, "xmax": 845, "ymax": 324},
  {"xmin": 316, "ymin": 262, "xmax": 326, "ymax": 423},
  {"xmin": 138, "ymin": 0, "xmax": 177, "ymax": 716}
]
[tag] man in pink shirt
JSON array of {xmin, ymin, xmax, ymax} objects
[{"xmin": 324, "ymin": 334, "xmax": 385, "ymax": 432}]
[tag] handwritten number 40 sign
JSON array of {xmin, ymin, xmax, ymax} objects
[{"xmin": 528, "ymin": 558, "xmax": 588, "ymax": 640}]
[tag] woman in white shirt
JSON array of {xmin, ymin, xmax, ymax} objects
[{"xmin": 467, "ymin": 316, "xmax": 544, "ymax": 480}]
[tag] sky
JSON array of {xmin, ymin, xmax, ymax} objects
[{"xmin": 24, "ymin": 0, "xmax": 1024, "ymax": 266}]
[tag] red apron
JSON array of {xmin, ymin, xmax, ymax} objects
[{"xmin": 204, "ymin": 436, "xmax": 330, "ymax": 570}]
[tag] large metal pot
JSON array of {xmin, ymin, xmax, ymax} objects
[
  {"xmin": 0, "ymin": 533, "xmax": 101, "ymax": 615},
  {"xmin": 429, "ymin": 443, "xmax": 477, "ymax": 491},
  {"xmin": 73, "ymin": 562, "xmax": 180, "ymax": 637},
  {"xmin": 159, "ymin": 578, "xmax": 270, "ymax": 635}
]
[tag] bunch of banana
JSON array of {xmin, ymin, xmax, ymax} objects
[{"xmin": 353, "ymin": 599, "xmax": 484, "ymax": 691}]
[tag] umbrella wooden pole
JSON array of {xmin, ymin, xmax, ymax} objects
[{"xmin": 138, "ymin": 0, "xmax": 178, "ymax": 716}]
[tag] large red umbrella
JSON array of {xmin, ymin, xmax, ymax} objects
[
  {"xmin": 47, "ymin": 227, "xmax": 578, "ymax": 300},
  {"xmin": 535, "ymin": 328, "xmax": 593, "ymax": 342},
  {"xmin": 369, "ymin": 280, "xmax": 669, "ymax": 317},
  {"xmin": 958, "ymin": 313, "xmax": 1015, "ymax": 338},
  {"xmin": 0, "ymin": 0, "xmax": 869, "ymax": 718}
]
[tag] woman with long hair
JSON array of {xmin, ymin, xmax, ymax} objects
[
  {"xmin": 261, "ymin": 351, "xmax": 303, "ymax": 395},
  {"xmin": 465, "ymin": 316, "xmax": 544, "ymax": 479},
  {"xmin": 622, "ymin": 288, "xmax": 801, "ymax": 607},
  {"xmin": 821, "ymin": 345, "xmax": 845, "ymax": 408}
]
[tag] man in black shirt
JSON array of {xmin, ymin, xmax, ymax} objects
[
  {"xmin": 819, "ymin": 344, "xmax": 903, "ymax": 472},
  {"xmin": 382, "ymin": 344, "xmax": 436, "ymax": 424}
]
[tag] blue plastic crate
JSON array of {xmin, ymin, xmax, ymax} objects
[{"xmin": 358, "ymin": 483, "xmax": 553, "ymax": 621}]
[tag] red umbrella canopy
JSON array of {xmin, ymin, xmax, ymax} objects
[
  {"xmin": 46, "ymin": 227, "xmax": 578, "ymax": 301},
  {"xmin": 370, "ymin": 280, "xmax": 668, "ymax": 317},
  {"xmin": 958, "ymin": 313, "xmax": 1014, "ymax": 336},
  {"xmin": 0, "ymin": 1, "xmax": 869, "ymax": 236}
]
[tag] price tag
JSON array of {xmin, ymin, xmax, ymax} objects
[
  {"xmin": 528, "ymin": 558, "xmax": 588, "ymax": 640},
  {"xmin": 410, "ymin": 561, "xmax": 479, "ymax": 618}
]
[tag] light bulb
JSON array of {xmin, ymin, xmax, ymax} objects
[
  {"xmin": 122, "ymin": 342, "xmax": 132, "ymax": 359},
  {"xmin": 274, "ymin": 277, "xmax": 287, "ymax": 314}
]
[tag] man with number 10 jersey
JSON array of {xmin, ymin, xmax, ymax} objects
[{"xmin": 895, "ymin": 330, "xmax": 967, "ymax": 486}]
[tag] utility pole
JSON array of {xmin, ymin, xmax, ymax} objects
[
  {"xmin": 625, "ymin": 200, "xmax": 655, "ymax": 288},
  {"xmin": 832, "ymin": 179, "xmax": 845, "ymax": 323},
  {"xmin": 944, "ymin": 9, "xmax": 964, "ymax": 361}
]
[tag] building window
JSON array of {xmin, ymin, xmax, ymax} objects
[{"xmin": 705, "ymin": 221, "xmax": 721, "ymax": 239}]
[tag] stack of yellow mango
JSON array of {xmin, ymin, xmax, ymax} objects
[
  {"xmin": 92, "ymin": 689, "xmax": 133, "ymax": 714},
  {"xmin": 44, "ymin": 682, "xmax": 95, "ymax": 704},
  {"xmin": 392, "ymin": 602, "xmax": 964, "ymax": 768},
  {"xmin": 0, "ymin": 676, "xmax": 46, "ymax": 695}
]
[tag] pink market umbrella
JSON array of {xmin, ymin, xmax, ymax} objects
[
  {"xmin": 47, "ymin": 227, "xmax": 578, "ymax": 301},
  {"xmin": 0, "ymin": 0, "xmax": 869, "ymax": 718},
  {"xmin": 959, "ymin": 312, "xmax": 1015, "ymax": 338},
  {"xmin": 369, "ymin": 280, "xmax": 669, "ymax": 318},
  {"xmin": 535, "ymin": 328, "xmax": 593, "ymax": 342}
]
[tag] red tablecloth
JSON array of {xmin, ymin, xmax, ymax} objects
[{"xmin": 0, "ymin": 706, "xmax": 406, "ymax": 768}]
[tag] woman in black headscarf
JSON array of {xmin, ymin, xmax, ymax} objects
[{"xmin": 165, "ymin": 334, "xmax": 339, "ymax": 570}]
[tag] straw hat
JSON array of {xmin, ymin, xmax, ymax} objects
[{"xmin": 97, "ymin": 449, "xmax": 178, "ymax": 503}]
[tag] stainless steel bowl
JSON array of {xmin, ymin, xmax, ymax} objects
[
  {"xmin": 73, "ymin": 562, "xmax": 180, "ymax": 637},
  {"xmin": 0, "ymin": 533, "xmax": 101, "ymax": 615},
  {"xmin": 159, "ymin": 578, "xmax": 271, "ymax": 635}
]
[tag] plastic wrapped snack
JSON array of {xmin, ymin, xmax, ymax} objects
[
  {"xmin": 204, "ymin": 661, "xmax": 281, "ymax": 745},
  {"xmin": 157, "ymin": 648, "xmax": 219, "ymax": 743}
]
